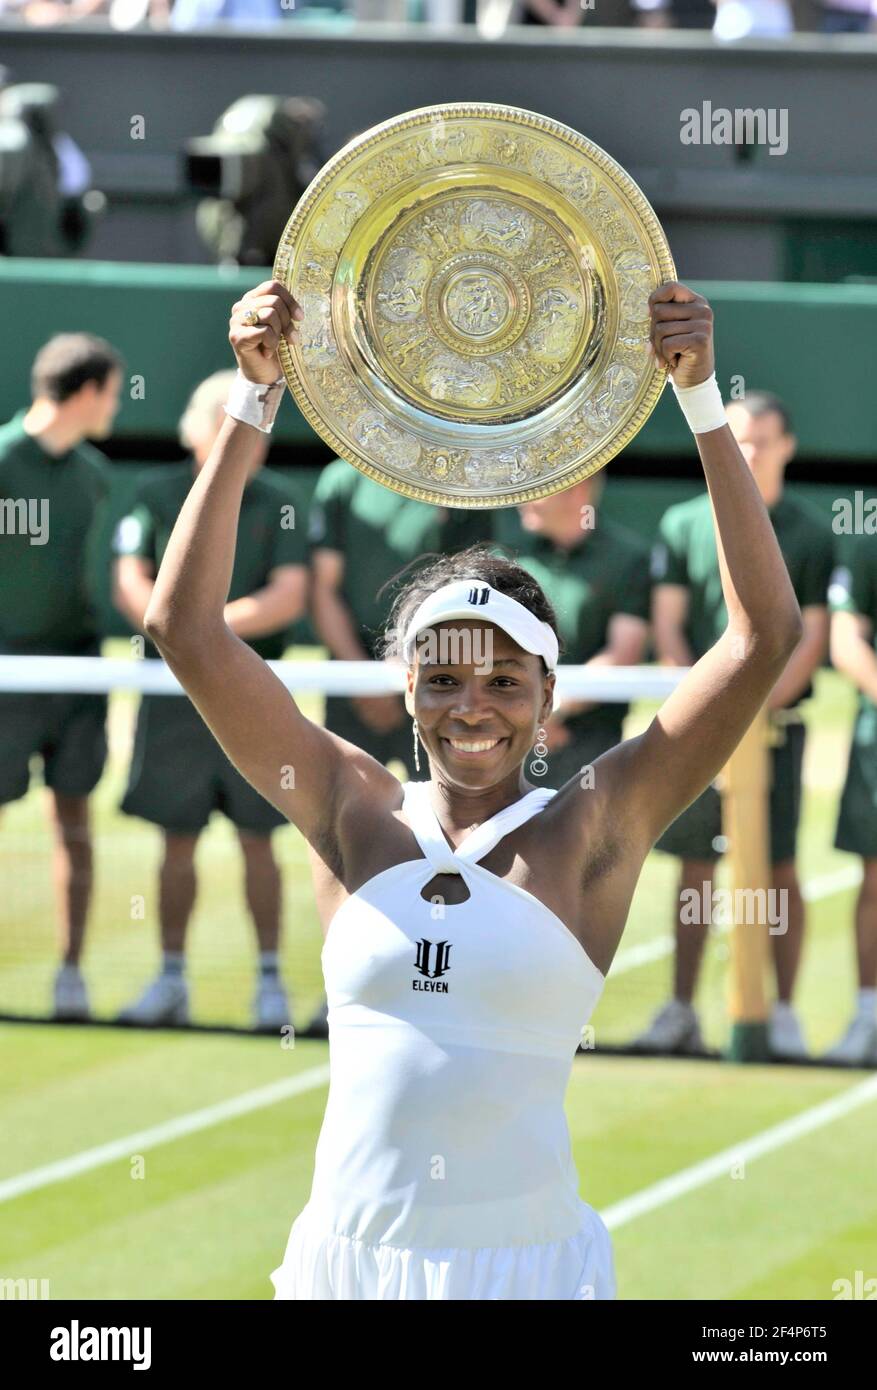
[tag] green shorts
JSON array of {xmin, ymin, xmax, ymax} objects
[
  {"xmin": 121, "ymin": 695, "xmax": 286, "ymax": 835},
  {"xmin": 654, "ymin": 721, "xmax": 806, "ymax": 866},
  {"xmin": 835, "ymin": 706, "xmax": 877, "ymax": 859},
  {"xmin": 533, "ymin": 721, "xmax": 624, "ymax": 793},
  {"xmin": 323, "ymin": 694, "xmax": 417, "ymax": 777},
  {"xmin": 0, "ymin": 689, "xmax": 107, "ymax": 804}
]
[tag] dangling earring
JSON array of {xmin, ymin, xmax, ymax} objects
[
  {"xmin": 530, "ymin": 725, "xmax": 548, "ymax": 778},
  {"xmin": 412, "ymin": 718, "xmax": 421, "ymax": 774}
]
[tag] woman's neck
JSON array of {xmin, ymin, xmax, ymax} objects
[{"xmin": 428, "ymin": 769, "xmax": 532, "ymax": 833}]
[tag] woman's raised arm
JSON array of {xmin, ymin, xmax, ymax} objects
[
  {"xmin": 143, "ymin": 280, "xmax": 398, "ymax": 849},
  {"xmin": 599, "ymin": 282, "xmax": 804, "ymax": 853}
]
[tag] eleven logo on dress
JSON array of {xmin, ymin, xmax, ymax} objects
[{"xmin": 413, "ymin": 939, "xmax": 452, "ymax": 993}]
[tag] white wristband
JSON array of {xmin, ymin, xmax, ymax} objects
[
  {"xmin": 224, "ymin": 369, "xmax": 286, "ymax": 434},
  {"xmin": 670, "ymin": 371, "xmax": 727, "ymax": 435}
]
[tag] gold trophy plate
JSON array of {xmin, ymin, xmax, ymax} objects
[{"xmin": 274, "ymin": 102, "xmax": 675, "ymax": 509}]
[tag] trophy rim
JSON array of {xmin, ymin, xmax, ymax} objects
[{"xmin": 274, "ymin": 102, "xmax": 676, "ymax": 509}]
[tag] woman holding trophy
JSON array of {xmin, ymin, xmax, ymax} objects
[{"xmin": 140, "ymin": 264, "xmax": 802, "ymax": 1299}]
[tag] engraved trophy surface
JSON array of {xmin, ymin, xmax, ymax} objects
[{"xmin": 274, "ymin": 103, "xmax": 675, "ymax": 508}]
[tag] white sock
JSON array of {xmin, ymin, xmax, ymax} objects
[
  {"xmin": 772, "ymin": 1001, "xmax": 795, "ymax": 1020},
  {"xmin": 855, "ymin": 988, "xmax": 877, "ymax": 1020},
  {"xmin": 162, "ymin": 951, "xmax": 184, "ymax": 977},
  {"xmin": 260, "ymin": 952, "xmax": 280, "ymax": 979}
]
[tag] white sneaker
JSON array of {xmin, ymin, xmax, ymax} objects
[
  {"xmin": 53, "ymin": 963, "xmax": 89, "ymax": 1021},
  {"xmin": 823, "ymin": 1016, "xmax": 877, "ymax": 1066},
  {"xmin": 633, "ymin": 999, "xmax": 705, "ymax": 1054},
  {"xmin": 118, "ymin": 973, "xmax": 189, "ymax": 1025},
  {"xmin": 254, "ymin": 977, "xmax": 292, "ymax": 1032},
  {"xmin": 768, "ymin": 1004, "xmax": 809, "ymax": 1060}
]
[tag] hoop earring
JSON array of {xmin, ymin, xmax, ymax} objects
[
  {"xmin": 530, "ymin": 725, "xmax": 549, "ymax": 778},
  {"xmin": 412, "ymin": 718, "xmax": 421, "ymax": 774}
]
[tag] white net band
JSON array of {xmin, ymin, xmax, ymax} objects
[{"xmin": 0, "ymin": 656, "xmax": 687, "ymax": 701}]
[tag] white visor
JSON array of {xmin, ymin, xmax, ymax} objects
[{"xmin": 401, "ymin": 578, "xmax": 559, "ymax": 675}]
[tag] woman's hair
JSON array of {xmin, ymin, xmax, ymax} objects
[{"xmin": 377, "ymin": 542, "xmax": 564, "ymax": 673}]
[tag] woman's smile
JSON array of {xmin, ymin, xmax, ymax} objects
[{"xmin": 440, "ymin": 735, "xmax": 509, "ymax": 758}]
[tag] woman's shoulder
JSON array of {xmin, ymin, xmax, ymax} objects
[{"xmin": 535, "ymin": 746, "xmax": 643, "ymax": 865}]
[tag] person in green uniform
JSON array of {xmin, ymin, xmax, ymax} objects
[
  {"xmin": 0, "ymin": 332, "xmax": 123, "ymax": 1020},
  {"xmin": 491, "ymin": 473, "xmax": 651, "ymax": 790},
  {"xmin": 308, "ymin": 460, "xmax": 489, "ymax": 778},
  {"xmin": 823, "ymin": 538, "xmax": 877, "ymax": 1064},
  {"xmin": 305, "ymin": 460, "xmax": 489, "ymax": 1035},
  {"xmin": 635, "ymin": 391, "xmax": 833, "ymax": 1060},
  {"xmin": 112, "ymin": 370, "xmax": 307, "ymax": 1031}
]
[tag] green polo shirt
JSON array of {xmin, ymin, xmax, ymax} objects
[
  {"xmin": 113, "ymin": 462, "xmax": 306, "ymax": 661},
  {"xmin": 491, "ymin": 508, "xmax": 651, "ymax": 740},
  {"xmin": 0, "ymin": 408, "xmax": 109, "ymax": 654},
  {"xmin": 307, "ymin": 459, "xmax": 490, "ymax": 657},
  {"xmin": 830, "ymin": 538, "xmax": 877, "ymax": 721},
  {"xmin": 651, "ymin": 489, "xmax": 834, "ymax": 706}
]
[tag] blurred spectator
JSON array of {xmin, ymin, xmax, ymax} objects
[
  {"xmin": 823, "ymin": 539, "xmax": 877, "ymax": 1065},
  {"xmin": 170, "ymin": 0, "xmax": 283, "ymax": 25},
  {"xmin": 349, "ymin": 0, "xmax": 408, "ymax": 16},
  {"xmin": 422, "ymin": 0, "xmax": 462, "ymax": 21},
  {"xmin": 0, "ymin": 0, "xmax": 174, "ymax": 24},
  {"xmin": 1, "ymin": 0, "xmax": 293, "ymax": 20},
  {"xmin": 112, "ymin": 370, "xmax": 307, "ymax": 1031},
  {"xmin": 109, "ymin": 0, "xmax": 172, "ymax": 28},
  {"xmin": 492, "ymin": 475, "xmax": 651, "ymax": 791},
  {"xmin": 819, "ymin": 0, "xmax": 876, "ymax": 31},
  {"xmin": 13, "ymin": 1, "xmax": 111, "ymax": 23},
  {"xmin": 712, "ymin": 0, "xmax": 794, "ymax": 37},
  {"xmin": 637, "ymin": 393, "xmax": 832, "ymax": 1061},
  {"xmin": 519, "ymin": 0, "xmax": 582, "ymax": 22},
  {"xmin": 630, "ymin": 0, "xmax": 714, "ymax": 28},
  {"xmin": 629, "ymin": 0, "xmax": 671, "ymax": 26},
  {"xmin": 0, "ymin": 333, "xmax": 123, "ymax": 1021}
]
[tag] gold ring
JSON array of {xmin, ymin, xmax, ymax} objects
[{"xmin": 241, "ymin": 308, "xmax": 261, "ymax": 327}]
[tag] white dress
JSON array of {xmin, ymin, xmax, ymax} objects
[{"xmin": 271, "ymin": 779, "xmax": 615, "ymax": 1300}]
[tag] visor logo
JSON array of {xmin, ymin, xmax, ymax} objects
[{"xmin": 467, "ymin": 586, "xmax": 490, "ymax": 605}]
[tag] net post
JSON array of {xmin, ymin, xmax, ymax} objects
[{"xmin": 717, "ymin": 703, "xmax": 772, "ymax": 1063}]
